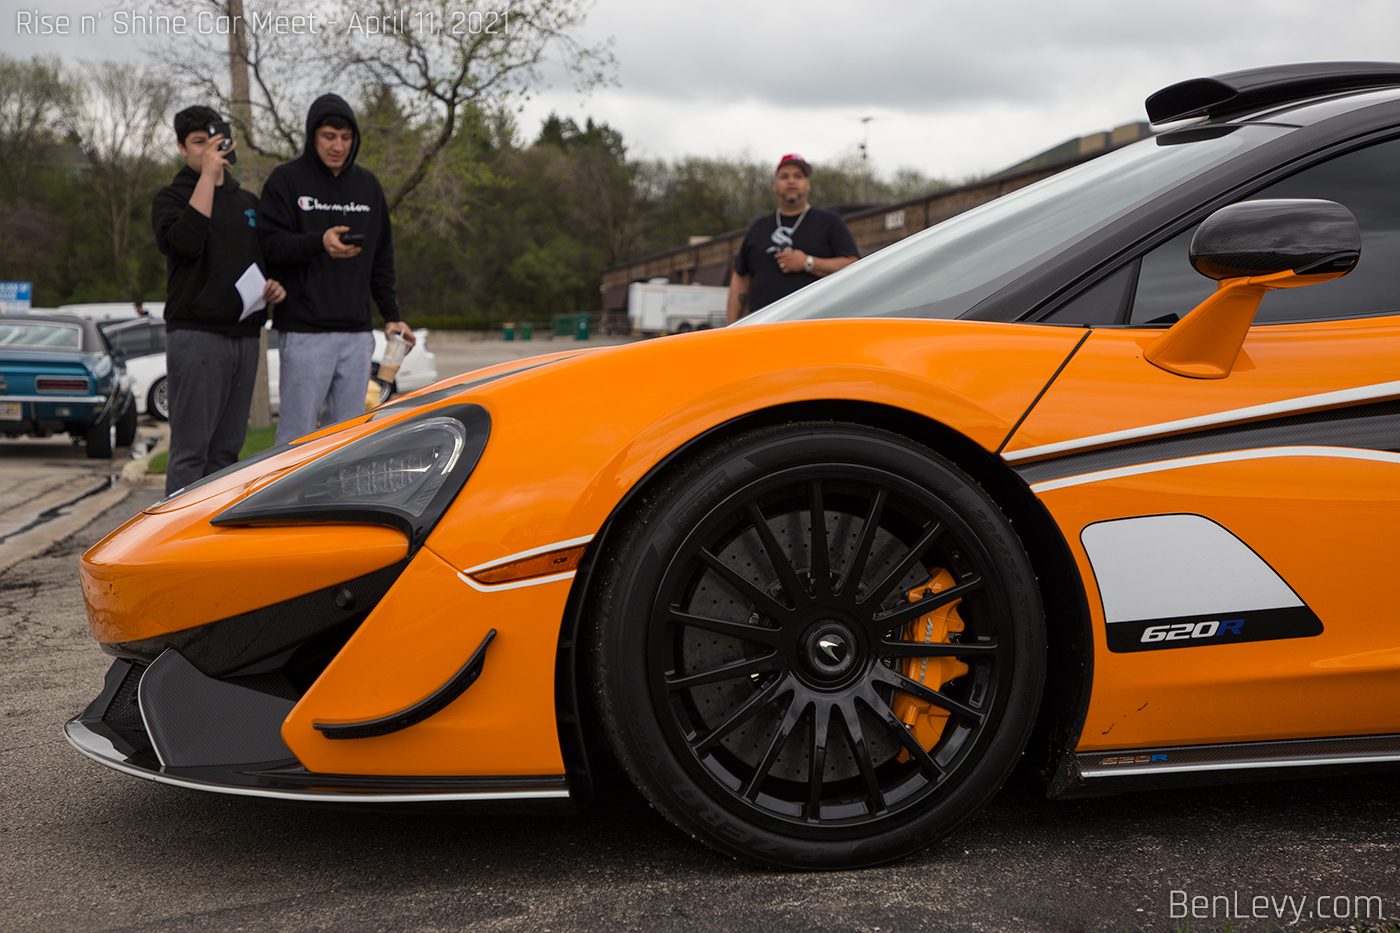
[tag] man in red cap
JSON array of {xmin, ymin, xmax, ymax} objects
[{"xmin": 726, "ymin": 154, "xmax": 859, "ymax": 322}]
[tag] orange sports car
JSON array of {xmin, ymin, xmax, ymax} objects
[{"xmin": 68, "ymin": 63, "xmax": 1400, "ymax": 868}]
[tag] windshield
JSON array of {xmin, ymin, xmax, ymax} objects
[
  {"xmin": 740, "ymin": 125, "xmax": 1291, "ymax": 324},
  {"xmin": 0, "ymin": 321, "xmax": 82, "ymax": 349}
]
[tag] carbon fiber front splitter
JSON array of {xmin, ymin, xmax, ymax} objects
[{"xmin": 66, "ymin": 657, "xmax": 572, "ymax": 811}]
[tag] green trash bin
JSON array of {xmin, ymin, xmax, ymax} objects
[
  {"xmin": 552, "ymin": 314, "xmax": 573, "ymax": 337},
  {"xmin": 503, "ymin": 322, "xmax": 515, "ymax": 342},
  {"xmin": 573, "ymin": 314, "xmax": 589, "ymax": 341},
  {"xmin": 521, "ymin": 322, "xmax": 533, "ymax": 340}
]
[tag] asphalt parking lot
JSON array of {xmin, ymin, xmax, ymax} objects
[
  {"xmin": 425, "ymin": 329, "xmax": 634, "ymax": 380},
  {"xmin": 2, "ymin": 335, "xmax": 1399, "ymax": 932}
]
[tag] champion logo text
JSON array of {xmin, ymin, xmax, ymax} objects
[{"xmin": 297, "ymin": 195, "xmax": 371, "ymax": 213}]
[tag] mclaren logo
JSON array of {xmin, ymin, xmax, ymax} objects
[
  {"xmin": 817, "ymin": 635, "xmax": 846, "ymax": 663},
  {"xmin": 297, "ymin": 196, "xmax": 371, "ymax": 213}
]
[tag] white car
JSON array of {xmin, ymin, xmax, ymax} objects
[{"xmin": 100, "ymin": 318, "xmax": 437, "ymax": 421}]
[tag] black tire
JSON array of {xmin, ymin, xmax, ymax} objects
[
  {"xmin": 84, "ymin": 415, "xmax": 114, "ymax": 459},
  {"xmin": 675, "ymin": 322, "xmax": 694, "ymax": 334},
  {"xmin": 369, "ymin": 364, "xmax": 397, "ymax": 405},
  {"xmin": 115, "ymin": 398, "xmax": 137, "ymax": 447},
  {"xmin": 589, "ymin": 423, "xmax": 1045, "ymax": 868},
  {"xmin": 148, "ymin": 376, "xmax": 169, "ymax": 421}
]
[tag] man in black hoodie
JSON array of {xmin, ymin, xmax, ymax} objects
[
  {"xmin": 152, "ymin": 105, "xmax": 286, "ymax": 496},
  {"xmin": 258, "ymin": 94, "xmax": 413, "ymax": 444}
]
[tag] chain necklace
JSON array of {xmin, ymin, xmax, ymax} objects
[{"xmin": 769, "ymin": 204, "xmax": 811, "ymax": 252}]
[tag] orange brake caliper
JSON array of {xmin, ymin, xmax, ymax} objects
[{"xmin": 892, "ymin": 568, "xmax": 969, "ymax": 760}]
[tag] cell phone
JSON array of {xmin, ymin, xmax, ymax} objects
[
  {"xmin": 206, "ymin": 121, "xmax": 237, "ymax": 164},
  {"xmin": 339, "ymin": 232, "xmax": 365, "ymax": 246}
]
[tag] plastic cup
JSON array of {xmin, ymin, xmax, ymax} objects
[{"xmin": 379, "ymin": 332, "xmax": 409, "ymax": 384}]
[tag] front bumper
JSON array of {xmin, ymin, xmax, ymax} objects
[{"xmin": 66, "ymin": 657, "xmax": 573, "ymax": 809}]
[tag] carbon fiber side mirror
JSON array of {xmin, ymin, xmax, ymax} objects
[{"xmin": 1190, "ymin": 198, "xmax": 1360, "ymax": 280}]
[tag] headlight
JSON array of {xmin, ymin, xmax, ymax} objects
[{"xmin": 212, "ymin": 404, "xmax": 490, "ymax": 548}]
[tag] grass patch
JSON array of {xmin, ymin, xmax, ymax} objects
[{"xmin": 147, "ymin": 422, "xmax": 278, "ymax": 474}]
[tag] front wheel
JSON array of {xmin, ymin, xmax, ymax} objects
[{"xmin": 590, "ymin": 423, "xmax": 1045, "ymax": 868}]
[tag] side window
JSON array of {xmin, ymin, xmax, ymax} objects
[
  {"xmin": 1130, "ymin": 137, "xmax": 1400, "ymax": 325},
  {"xmin": 111, "ymin": 325, "xmax": 153, "ymax": 357},
  {"xmin": 103, "ymin": 326, "xmax": 127, "ymax": 355},
  {"xmin": 1129, "ymin": 228, "xmax": 1213, "ymax": 324},
  {"xmin": 1039, "ymin": 263, "xmax": 1138, "ymax": 325}
]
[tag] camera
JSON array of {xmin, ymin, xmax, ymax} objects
[{"xmin": 206, "ymin": 121, "xmax": 237, "ymax": 164}]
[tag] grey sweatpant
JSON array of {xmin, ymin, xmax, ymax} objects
[
  {"xmin": 274, "ymin": 330, "xmax": 374, "ymax": 445},
  {"xmin": 165, "ymin": 329, "xmax": 260, "ymax": 496}
]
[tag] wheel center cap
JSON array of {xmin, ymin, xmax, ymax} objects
[
  {"xmin": 818, "ymin": 635, "xmax": 846, "ymax": 663},
  {"xmin": 801, "ymin": 622, "xmax": 859, "ymax": 681}
]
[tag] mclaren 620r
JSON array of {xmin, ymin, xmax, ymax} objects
[{"xmin": 68, "ymin": 63, "xmax": 1400, "ymax": 868}]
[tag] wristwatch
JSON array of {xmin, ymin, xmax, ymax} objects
[{"xmin": 803, "ymin": 255, "xmax": 815, "ymax": 273}]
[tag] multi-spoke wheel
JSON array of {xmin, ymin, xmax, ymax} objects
[
  {"xmin": 148, "ymin": 377, "xmax": 169, "ymax": 422},
  {"xmin": 591, "ymin": 423, "xmax": 1044, "ymax": 868}
]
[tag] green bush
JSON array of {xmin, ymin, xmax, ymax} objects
[{"xmin": 147, "ymin": 423, "xmax": 277, "ymax": 474}]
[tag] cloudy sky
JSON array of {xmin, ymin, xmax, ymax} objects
[{"xmin": 4, "ymin": 0, "xmax": 1399, "ymax": 179}]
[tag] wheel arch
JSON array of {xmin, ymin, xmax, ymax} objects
[{"xmin": 553, "ymin": 398, "xmax": 1093, "ymax": 806}]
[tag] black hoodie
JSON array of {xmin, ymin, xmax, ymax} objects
[
  {"xmin": 258, "ymin": 94, "xmax": 400, "ymax": 332},
  {"xmin": 152, "ymin": 166, "xmax": 267, "ymax": 336}
]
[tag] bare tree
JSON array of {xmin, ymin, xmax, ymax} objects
[
  {"xmin": 147, "ymin": 0, "xmax": 611, "ymax": 210},
  {"xmin": 327, "ymin": 0, "xmax": 613, "ymax": 210},
  {"xmin": 70, "ymin": 62, "xmax": 176, "ymax": 295},
  {"xmin": 147, "ymin": 0, "xmax": 327, "ymax": 181},
  {"xmin": 0, "ymin": 55, "xmax": 75, "ymax": 202}
]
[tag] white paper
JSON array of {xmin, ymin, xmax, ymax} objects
[{"xmin": 235, "ymin": 263, "xmax": 268, "ymax": 321}]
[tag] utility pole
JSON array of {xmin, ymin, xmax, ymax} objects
[
  {"xmin": 228, "ymin": 0, "xmax": 273, "ymax": 431},
  {"xmin": 859, "ymin": 116, "xmax": 874, "ymax": 203}
]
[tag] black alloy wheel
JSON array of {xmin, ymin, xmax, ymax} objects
[{"xmin": 591, "ymin": 423, "xmax": 1045, "ymax": 868}]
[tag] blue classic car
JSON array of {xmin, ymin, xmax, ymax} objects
[{"xmin": 0, "ymin": 314, "xmax": 136, "ymax": 458}]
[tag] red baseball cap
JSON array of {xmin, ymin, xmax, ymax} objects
[{"xmin": 776, "ymin": 153, "xmax": 811, "ymax": 176}]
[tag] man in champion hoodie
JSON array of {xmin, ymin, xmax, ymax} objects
[{"xmin": 258, "ymin": 93, "xmax": 415, "ymax": 444}]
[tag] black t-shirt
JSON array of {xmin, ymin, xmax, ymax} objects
[{"xmin": 734, "ymin": 207, "xmax": 859, "ymax": 313}]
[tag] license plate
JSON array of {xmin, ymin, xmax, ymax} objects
[{"xmin": 0, "ymin": 401, "xmax": 20, "ymax": 421}]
